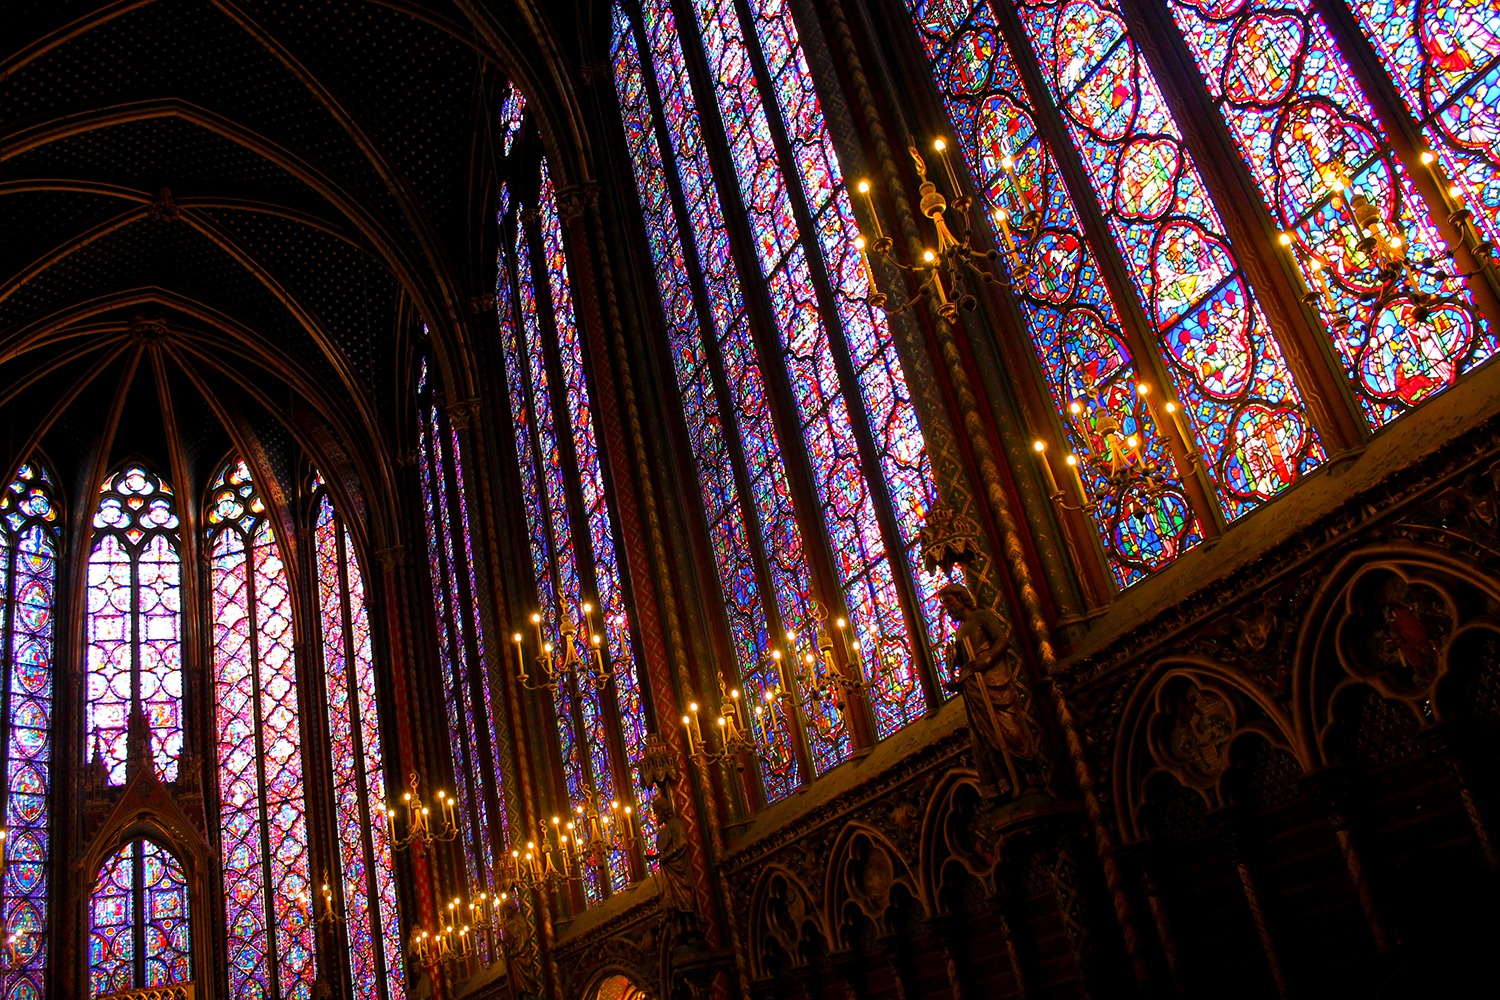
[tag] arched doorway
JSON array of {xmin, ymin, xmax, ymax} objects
[{"xmin": 591, "ymin": 973, "xmax": 651, "ymax": 1000}]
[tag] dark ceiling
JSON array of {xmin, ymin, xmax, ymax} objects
[{"xmin": 0, "ymin": 0, "xmax": 553, "ymax": 542}]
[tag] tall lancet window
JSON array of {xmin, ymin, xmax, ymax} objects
[
  {"xmin": 313, "ymin": 480, "xmax": 402, "ymax": 1000},
  {"xmin": 86, "ymin": 464, "xmax": 183, "ymax": 782},
  {"xmin": 0, "ymin": 463, "xmax": 59, "ymax": 998},
  {"xmin": 611, "ymin": 0, "xmax": 941, "ymax": 794},
  {"xmin": 88, "ymin": 839, "xmax": 191, "ymax": 995},
  {"xmin": 415, "ymin": 356, "xmax": 507, "ymax": 952},
  {"xmin": 496, "ymin": 149, "xmax": 654, "ymax": 902},
  {"xmin": 208, "ymin": 460, "xmax": 315, "ymax": 999}
]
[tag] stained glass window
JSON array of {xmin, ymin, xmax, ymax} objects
[
  {"xmin": 685, "ymin": 0, "xmax": 938, "ymax": 738},
  {"xmin": 1345, "ymin": 0, "xmax": 1500, "ymax": 254},
  {"xmin": 415, "ymin": 357, "xmax": 506, "ymax": 949},
  {"xmin": 314, "ymin": 485, "xmax": 402, "ymax": 1000},
  {"xmin": 0, "ymin": 463, "xmax": 58, "ymax": 1000},
  {"xmin": 86, "ymin": 465, "xmax": 183, "ymax": 783},
  {"xmin": 611, "ymin": 3, "xmax": 810, "ymax": 796},
  {"xmin": 495, "ymin": 155, "xmax": 652, "ymax": 901},
  {"xmin": 1168, "ymin": 0, "xmax": 1495, "ymax": 423},
  {"xmin": 905, "ymin": 0, "xmax": 1202, "ymax": 583},
  {"xmin": 208, "ymin": 459, "xmax": 314, "ymax": 1000},
  {"xmin": 88, "ymin": 839, "xmax": 191, "ymax": 996},
  {"xmin": 1010, "ymin": 0, "xmax": 1323, "ymax": 516}
]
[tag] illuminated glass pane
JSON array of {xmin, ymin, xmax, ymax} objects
[
  {"xmin": 316, "ymin": 492, "xmax": 402, "ymax": 1000},
  {"xmin": 1344, "ymin": 0, "xmax": 1500, "ymax": 253},
  {"xmin": 85, "ymin": 466, "xmax": 182, "ymax": 783},
  {"xmin": 686, "ymin": 0, "xmax": 935, "ymax": 737},
  {"xmin": 611, "ymin": 4, "xmax": 805, "ymax": 797},
  {"xmin": 209, "ymin": 460, "xmax": 314, "ymax": 1000},
  {"xmin": 0, "ymin": 463, "xmax": 57, "ymax": 999},
  {"xmin": 1169, "ymin": 0, "xmax": 1496, "ymax": 422},
  {"xmin": 88, "ymin": 840, "xmax": 191, "ymax": 997},
  {"xmin": 1013, "ymin": 0, "xmax": 1323, "ymax": 514},
  {"xmin": 905, "ymin": 0, "xmax": 1203, "ymax": 583},
  {"xmin": 416, "ymin": 359, "xmax": 504, "ymax": 957}
]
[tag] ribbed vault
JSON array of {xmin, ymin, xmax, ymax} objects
[{"xmin": 0, "ymin": 0, "xmax": 594, "ymax": 533}]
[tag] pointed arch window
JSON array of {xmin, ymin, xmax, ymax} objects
[
  {"xmin": 0, "ymin": 462, "xmax": 59, "ymax": 999},
  {"xmin": 609, "ymin": 0, "xmax": 943, "ymax": 795},
  {"xmin": 313, "ymin": 481, "xmax": 402, "ymax": 1000},
  {"xmin": 86, "ymin": 465, "xmax": 183, "ymax": 783},
  {"xmin": 495, "ymin": 149, "xmax": 655, "ymax": 901},
  {"xmin": 88, "ymin": 839, "xmax": 191, "ymax": 996},
  {"xmin": 208, "ymin": 459, "xmax": 315, "ymax": 999},
  {"xmin": 415, "ymin": 357, "xmax": 507, "ymax": 948}
]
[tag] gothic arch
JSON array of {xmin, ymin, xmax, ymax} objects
[
  {"xmin": 745, "ymin": 864, "xmax": 829, "ymax": 979},
  {"xmin": 918, "ymin": 770, "xmax": 991, "ymax": 915},
  {"xmin": 824, "ymin": 822, "xmax": 923, "ymax": 949},
  {"xmin": 1115, "ymin": 658, "xmax": 1302, "ymax": 843},
  {"xmin": 1291, "ymin": 544, "xmax": 1500, "ymax": 767}
]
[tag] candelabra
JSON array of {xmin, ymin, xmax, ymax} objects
[
  {"xmin": 681, "ymin": 679, "xmax": 758, "ymax": 766},
  {"xmin": 1280, "ymin": 151, "xmax": 1496, "ymax": 327},
  {"xmin": 511, "ymin": 601, "xmax": 613, "ymax": 693},
  {"xmin": 1031, "ymin": 381, "xmax": 1193, "ymax": 523},
  {"xmin": 385, "ymin": 772, "xmax": 459, "ymax": 850},
  {"xmin": 854, "ymin": 138, "xmax": 1040, "ymax": 319}
]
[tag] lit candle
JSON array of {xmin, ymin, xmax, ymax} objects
[
  {"xmin": 1032, "ymin": 439, "xmax": 1060, "ymax": 496},
  {"xmin": 681, "ymin": 714, "xmax": 695, "ymax": 756},
  {"xmin": 385, "ymin": 807, "xmax": 397, "ymax": 844},
  {"xmin": 854, "ymin": 235, "xmax": 880, "ymax": 294},
  {"xmin": 856, "ymin": 179, "xmax": 884, "ymax": 241},
  {"xmin": 531, "ymin": 612, "xmax": 544, "ymax": 656},
  {"xmin": 934, "ymin": 137, "xmax": 963, "ymax": 199},
  {"xmin": 513, "ymin": 632, "xmax": 527, "ymax": 684},
  {"xmin": 1063, "ymin": 452, "xmax": 1086, "ymax": 501}
]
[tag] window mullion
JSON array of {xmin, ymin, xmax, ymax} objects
[{"xmin": 621, "ymin": 0, "xmax": 812, "ymax": 794}]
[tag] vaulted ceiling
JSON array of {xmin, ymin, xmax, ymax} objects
[{"xmin": 0, "ymin": 0, "xmax": 591, "ymax": 540}]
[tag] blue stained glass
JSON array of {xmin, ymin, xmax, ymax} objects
[
  {"xmin": 0, "ymin": 464, "xmax": 56, "ymax": 1000},
  {"xmin": 611, "ymin": 6, "xmax": 804, "ymax": 797},
  {"xmin": 1168, "ymin": 0, "xmax": 1495, "ymax": 423},
  {"xmin": 1014, "ymin": 0, "xmax": 1324, "ymax": 515},
  {"xmin": 88, "ymin": 841, "xmax": 191, "ymax": 996},
  {"xmin": 906, "ymin": 0, "xmax": 1202, "ymax": 584}
]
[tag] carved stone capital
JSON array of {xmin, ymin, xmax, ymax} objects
[
  {"xmin": 375, "ymin": 545, "xmax": 406, "ymax": 569},
  {"xmin": 444, "ymin": 398, "xmax": 480, "ymax": 431}
]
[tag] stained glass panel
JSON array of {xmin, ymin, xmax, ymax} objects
[
  {"xmin": 0, "ymin": 463, "xmax": 57, "ymax": 1000},
  {"xmin": 538, "ymin": 166, "xmax": 656, "ymax": 874},
  {"xmin": 1345, "ymin": 0, "xmax": 1500, "ymax": 255},
  {"xmin": 316, "ymin": 493, "xmax": 402, "ymax": 1000},
  {"xmin": 687, "ymin": 0, "xmax": 935, "ymax": 740},
  {"xmin": 906, "ymin": 0, "xmax": 1202, "ymax": 583},
  {"xmin": 740, "ymin": 0, "xmax": 941, "ymax": 732},
  {"xmin": 1169, "ymin": 0, "xmax": 1496, "ymax": 422},
  {"xmin": 88, "ymin": 840, "xmax": 191, "ymax": 997},
  {"xmin": 209, "ymin": 460, "xmax": 314, "ymax": 1000},
  {"xmin": 85, "ymin": 466, "xmax": 182, "ymax": 783},
  {"xmin": 611, "ymin": 2, "xmax": 805, "ymax": 798},
  {"xmin": 416, "ymin": 359, "xmax": 504, "ymax": 952},
  {"xmin": 1013, "ymin": 0, "xmax": 1324, "ymax": 515}
]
